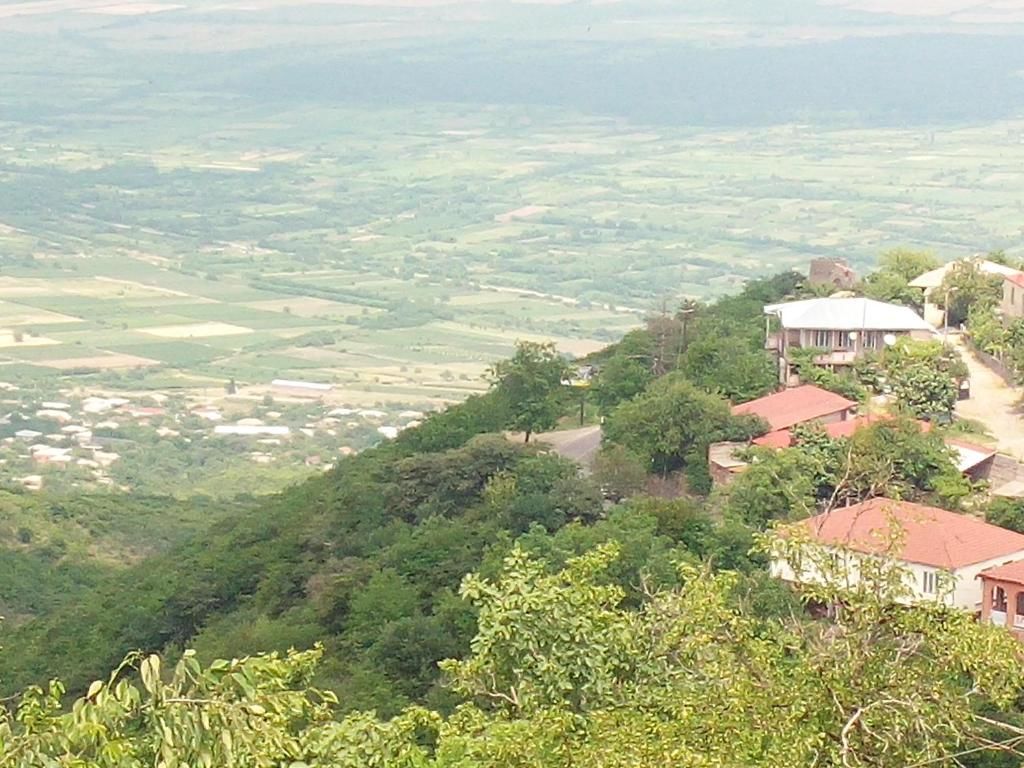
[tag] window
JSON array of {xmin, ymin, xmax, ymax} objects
[
  {"xmin": 922, "ymin": 570, "xmax": 936, "ymax": 594},
  {"xmin": 1012, "ymin": 287, "xmax": 1017, "ymax": 305},
  {"xmin": 993, "ymin": 585, "xmax": 1008, "ymax": 612},
  {"xmin": 812, "ymin": 330, "xmax": 832, "ymax": 348}
]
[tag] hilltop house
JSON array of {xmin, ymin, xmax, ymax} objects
[
  {"xmin": 807, "ymin": 258, "xmax": 857, "ymax": 291},
  {"xmin": 764, "ymin": 297, "xmax": 935, "ymax": 386},
  {"xmin": 909, "ymin": 257, "xmax": 1023, "ymax": 327},
  {"xmin": 770, "ymin": 498, "xmax": 1024, "ymax": 613}
]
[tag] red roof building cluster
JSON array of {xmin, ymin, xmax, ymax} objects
[{"xmin": 752, "ymin": 413, "xmax": 932, "ymax": 449}]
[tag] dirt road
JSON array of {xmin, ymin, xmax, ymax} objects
[
  {"xmin": 507, "ymin": 425, "xmax": 603, "ymax": 470},
  {"xmin": 953, "ymin": 337, "xmax": 1024, "ymax": 460}
]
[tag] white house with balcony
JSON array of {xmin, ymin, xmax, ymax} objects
[
  {"xmin": 764, "ymin": 297, "xmax": 936, "ymax": 386},
  {"xmin": 770, "ymin": 498, "xmax": 1024, "ymax": 613}
]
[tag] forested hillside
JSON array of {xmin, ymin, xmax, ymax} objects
[
  {"xmin": 0, "ymin": 274, "xmax": 803, "ymax": 709},
  {"xmin": 6, "ymin": 264, "xmax": 1024, "ymax": 764},
  {"xmin": 0, "ymin": 491, "xmax": 250, "ymax": 626}
]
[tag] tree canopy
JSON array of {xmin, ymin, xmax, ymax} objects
[
  {"xmin": 860, "ymin": 248, "xmax": 939, "ymax": 309},
  {"xmin": 876, "ymin": 338, "xmax": 968, "ymax": 419},
  {"xmin": 488, "ymin": 341, "xmax": 570, "ymax": 442},
  {"xmin": 5, "ymin": 541, "xmax": 1024, "ymax": 768},
  {"xmin": 603, "ymin": 372, "xmax": 766, "ymax": 478}
]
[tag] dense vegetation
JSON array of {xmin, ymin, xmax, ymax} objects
[
  {"xmin": 0, "ymin": 273, "xmax": 805, "ymax": 704},
  {"xmin": 0, "ymin": 490, "xmax": 249, "ymax": 625},
  {"xmin": 1, "ymin": 258, "xmax": 1021, "ymax": 766},
  {"xmin": 4, "ymin": 541, "xmax": 1024, "ymax": 767}
]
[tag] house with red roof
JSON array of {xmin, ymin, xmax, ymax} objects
[
  {"xmin": 751, "ymin": 412, "xmax": 901, "ymax": 450},
  {"xmin": 709, "ymin": 385, "xmax": 856, "ymax": 486},
  {"xmin": 771, "ymin": 498, "xmax": 1024, "ymax": 613},
  {"xmin": 709, "ymin": 385, "xmax": 857, "ymax": 486},
  {"xmin": 979, "ymin": 561, "xmax": 1024, "ymax": 638},
  {"xmin": 731, "ymin": 384, "xmax": 857, "ymax": 433}
]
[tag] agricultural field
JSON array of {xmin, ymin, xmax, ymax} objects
[
  {"xmin": 0, "ymin": 0, "xmax": 1024, "ymax": 495},
  {"xmin": 2, "ymin": 98, "xmax": 1024, "ymax": 409},
  {"xmin": 0, "ymin": 257, "xmax": 637, "ymax": 409}
]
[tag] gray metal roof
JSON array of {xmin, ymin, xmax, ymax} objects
[{"xmin": 763, "ymin": 297, "xmax": 936, "ymax": 332}]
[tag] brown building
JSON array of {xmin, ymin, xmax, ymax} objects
[
  {"xmin": 979, "ymin": 560, "xmax": 1024, "ymax": 639},
  {"xmin": 807, "ymin": 258, "xmax": 857, "ymax": 291}
]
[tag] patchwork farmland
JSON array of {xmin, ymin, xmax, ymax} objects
[{"xmin": 0, "ymin": 258, "xmax": 639, "ymax": 409}]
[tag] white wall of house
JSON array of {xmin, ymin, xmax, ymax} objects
[
  {"xmin": 922, "ymin": 301, "xmax": 945, "ymax": 328},
  {"xmin": 771, "ymin": 545, "xmax": 1024, "ymax": 612},
  {"xmin": 1002, "ymin": 281, "xmax": 1024, "ymax": 320}
]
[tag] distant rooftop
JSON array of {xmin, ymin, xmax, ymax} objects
[{"xmin": 909, "ymin": 258, "xmax": 1022, "ymax": 290}]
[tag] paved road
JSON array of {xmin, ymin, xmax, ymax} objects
[
  {"xmin": 508, "ymin": 425, "xmax": 603, "ymax": 470},
  {"xmin": 953, "ymin": 337, "xmax": 1024, "ymax": 460}
]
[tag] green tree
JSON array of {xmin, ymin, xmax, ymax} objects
[
  {"xmin": 488, "ymin": 341, "xmax": 570, "ymax": 443},
  {"xmin": 878, "ymin": 338, "xmax": 967, "ymax": 419},
  {"xmin": 861, "ymin": 248, "xmax": 939, "ymax": 309},
  {"xmin": 591, "ymin": 444, "xmax": 647, "ymax": 502},
  {"xmin": 936, "ymin": 260, "xmax": 1004, "ymax": 326},
  {"xmin": 603, "ymin": 372, "xmax": 765, "ymax": 476},
  {"xmin": 888, "ymin": 364, "xmax": 958, "ymax": 419},
  {"xmin": 591, "ymin": 355, "xmax": 651, "ymax": 413},
  {"xmin": 878, "ymin": 248, "xmax": 940, "ymax": 280},
  {"xmin": 722, "ymin": 446, "xmax": 822, "ymax": 527},
  {"xmin": 678, "ymin": 334, "xmax": 776, "ymax": 402}
]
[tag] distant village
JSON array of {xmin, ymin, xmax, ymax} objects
[{"xmin": 0, "ymin": 378, "xmax": 427, "ymax": 494}]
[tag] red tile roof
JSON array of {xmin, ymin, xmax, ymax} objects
[
  {"xmin": 752, "ymin": 414, "xmax": 932, "ymax": 448},
  {"xmin": 752, "ymin": 429, "xmax": 796, "ymax": 449},
  {"xmin": 980, "ymin": 559, "xmax": 1024, "ymax": 586},
  {"xmin": 1006, "ymin": 273, "xmax": 1024, "ymax": 289},
  {"xmin": 797, "ymin": 498, "xmax": 1024, "ymax": 569},
  {"xmin": 733, "ymin": 385, "xmax": 857, "ymax": 432}
]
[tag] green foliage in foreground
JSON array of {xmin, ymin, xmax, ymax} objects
[{"xmin": 4, "ymin": 543, "xmax": 1022, "ymax": 767}]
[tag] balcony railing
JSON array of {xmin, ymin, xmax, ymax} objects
[{"xmin": 813, "ymin": 350, "xmax": 859, "ymax": 366}]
